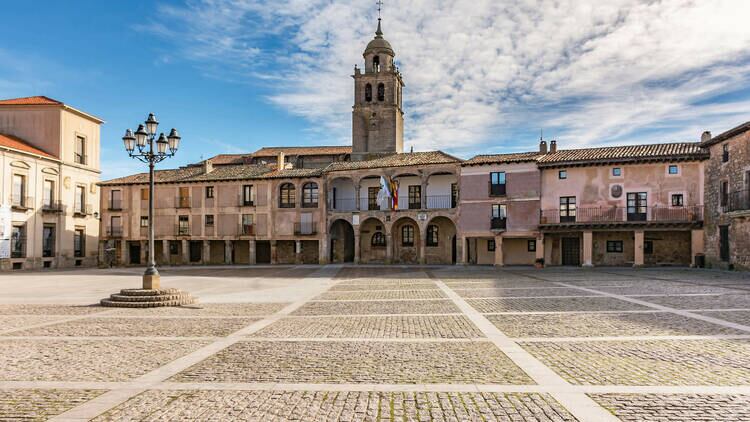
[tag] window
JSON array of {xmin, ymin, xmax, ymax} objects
[
  {"xmin": 242, "ymin": 185, "xmax": 253, "ymax": 205},
  {"xmin": 368, "ymin": 187, "xmax": 380, "ymax": 210},
  {"xmin": 11, "ymin": 174, "xmax": 25, "ymax": 207},
  {"xmin": 178, "ymin": 215, "xmax": 189, "ymax": 235},
  {"xmin": 74, "ymin": 228, "xmax": 85, "ymax": 258},
  {"xmin": 606, "ymin": 240, "xmax": 624, "ymax": 253},
  {"xmin": 559, "ymin": 170, "xmax": 567, "ymax": 179},
  {"xmin": 644, "ymin": 240, "xmax": 654, "ymax": 255},
  {"xmin": 491, "ymin": 204, "xmax": 507, "ymax": 229},
  {"xmin": 242, "ymin": 214, "xmax": 253, "ymax": 235},
  {"xmin": 373, "ymin": 55, "xmax": 380, "ymax": 71},
  {"xmin": 377, "ymin": 83, "xmax": 385, "ymax": 101},
  {"xmin": 74, "ymin": 136, "xmax": 86, "ymax": 164},
  {"xmin": 365, "ymin": 83, "xmax": 372, "ymax": 102},
  {"xmin": 489, "ymin": 172, "xmax": 506, "ymax": 196},
  {"xmin": 169, "ymin": 241, "xmax": 179, "ymax": 255},
  {"xmin": 42, "ymin": 224, "xmax": 55, "ymax": 258},
  {"xmin": 668, "ymin": 165, "xmax": 679, "ymax": 175},
  {"xmin": 720, "ymin": 181, "xmax": 729, "ymax": 207},
  {"xmin": 302, "ymin": 182, "xmax": 319, "ymax": 207},
  {"xmin": 671, "ymin": 194, "xmax": 684, "ymax": 207},
  {"xmin": 110, "ymin": 190, "xmax": 122, "ymax": 210},
  {"xmin": 11, "ymin": 225, "xmax": 25, "ymax": 258},
  {"xmin": 408, "ymin": 185, "xmax": 421, "ymax": 209},
  {"xmin": 206, "ymin": 186, "xmax": 214, "ymax": 199},
  {"xmin": 528, "ymin": 240, "xmax": 536, "ymax": 252},
  {"xmin": 205, "ymin": 215, "xmax": 214, "ymax": 227},
  {"xmin": 371, "ymin": 232, "xmax": 386, "ymax": 247},
  {"xmin": 75, "ymin": 185, "xmax": 86, "ymax": 214},
  {"xmin": 487, "ymin": 239, "xmax": 496, "ymax": 252},
  {"xmin": 723, "ymin": 144, "xmax": 729, "ymax": 163},
  {"xmin": 451, "ymin": 183, "xmax": 458, "ymax": 208},
  {"xmin": 559, "ymin": 196, "xmax": 576, "ymax": 222},
  {"xmin": 140, "ymin": 188, "xmax": 149, "ymax": 201},
  {"xmin": 426, "ymin": 225, "xmax": 439, "ymax": 246},
  {"xmin": 43, "ymin": 180, "xmax": 54, "ymax": 208},
  {"xmin": 612, "ymin": 168, "xmax": 622, "ymax": 177},
  {"xmin": 492, "ymin": 204, "xmax": 507, "ymax": 219},
  {"xmin": 140, "ymin": 216, "xmax": 148, "ymax": 228},
  {"xmin": 401, "ymin": 225, "xmax": 415, "ymax": 246},
  {"xmin": 279, "ymin": 183, "xmax": 295, "ymax": 208},
  {"xmin": 627, "ymin": 192, "xmax": 648, "ymax": 221}
]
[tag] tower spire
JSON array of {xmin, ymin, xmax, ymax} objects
[{"xmin": 376, "ymin": 0, "xmax": 383, "ymax": 37}]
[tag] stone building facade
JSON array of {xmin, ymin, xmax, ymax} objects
[
  {"xmin": 0, "ymin": 96, "xmax": 102, "ymax": 270},
  {"xmin": 701, "ymin": 122, "xmax": 750, "ymax": 270}
]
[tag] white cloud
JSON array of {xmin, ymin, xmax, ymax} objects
[{"xmin": 145, "ymin": 0, "xmax": 750, "ymax": 154}]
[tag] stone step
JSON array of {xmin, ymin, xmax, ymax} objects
[
  {"xmin": 109, "ymin": 293, "xmax": 192, "ymax": 302},
  {"xmin": 118, "ymin": 288, "xmax": 182, "ymax": 297},
  {"xmin": 100, "ymin": 297, "xmax": 197, "ymax": 308}
]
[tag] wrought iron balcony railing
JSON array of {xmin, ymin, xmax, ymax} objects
[
  {"xmin": 294, "ymin": 221, "xmax": 317, "ymax": 235},
  {"xmin": 725, "ymin": 190, "xmax": 750, "ymax": 212},
  {"xmin": 540, "ymin": 205, "xmax": 703, "ymax": 224}
]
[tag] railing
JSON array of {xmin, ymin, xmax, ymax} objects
[
  {"xmin": 540, "ymin": 206, "xmax": 704, "ymax": 224},
  {"xmin": 108, "ymin": 226, "xmax": 123, "ymax": 238},
  {"xmin": 330, "ymin": 197, "xmax": 357, "ymax": 211},
  {"xmin": 425, "ymin": 195, "xmax": 456, "ymax": 209},
  {"xmin": 11, "ymin": 237, "xmax": 26, "ymax": 258},
  {"xmin": 294, "ymin": 221, "xmax": 317, "ymax": 235},
  {"xmin": 491, "ymin": 217, "xmax": 507, "ymax": 230},
  {"xmin": 175, "ymin": 225, "xmax": 190, "ymax": 236},
  {"xmin": 73, "ymin": 203, "xmax": 92, "ymax": 216},
  {"xmin": 11, "ymin": 196, "xmax": 33, "ymax": 210},
  {"xmin": 726, "ymin": 190, "xmax": 750, "ymax": 212},
  {"xmin": 74, "ymin": 154, "xmax": 87, "ymax": 165},
  {"xmin": 108, "ymin": 199, "xmax": 122, "ymax": 211},
  {"xmin": 361, "ymin": 198, "xmax": 391, "ymax": 211},
  {"xmin": 176, "ymin": 196, "xmax": 191, "ymax": 208},
  {"xmin": 239, "ymin": 223, "xmax": 255, "ymax": 236},
  {"xmin": 489, "ymin": 182, "xmax": 506, "ymax": 196},
  {"xmin": 41, "ymin": 201, "xmax": 64, "ymax": 213},
  {"xmin": 238, "ymin": 194, "xmax": 255, "ymax": 207}
]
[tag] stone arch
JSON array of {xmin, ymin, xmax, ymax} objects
[
  {"xmin": 424, "ymin": 216, "xmax": 458, "ymax": 264},
  {"xmin": 329, "ymin": 219, "xmax": 355, "ymax": 263},
  {"xmin": 360, "ymin": 217, "xmax": 387, "ymax": 264},
  {"xmin": 392, "ymin": 216, "xmax": 420, "ymax": 264},
  {"xmin": 329, "ymin": 176, "xmax": 357, "ymax": 211}
]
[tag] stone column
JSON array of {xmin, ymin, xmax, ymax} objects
[
  {"xmin": 202, "ymin": 240, "xmax": 210, "ymax": 264},
  {"xmin": 459, "ymin": 236, "xmax": 468, "ymax": 264},
  {"xmin": 248, "ymin": 239, "xmax": 256, "ymax": 265},
  {"xmin": 318, "ymin": 238, "xmax": 328, "ymax": 264},
  {"xmin": 691, "ymin": 229, "xmax": 705, "ymax": 267},
  {"xmin": 181, "ymin": 239, "xmax": 189, "ymax": 264},
  {"xmin": 98, "ymin": 241, "xmax": 106, "ymax": 267},
  {"xmin": 122, "ymin": 241, "xmax": 130, "ymax": 266},
  {"xmin": 161, "ymin": 240, "xmax": 169, "ymax": 265},
  {"xmin": 354, "ymin": 232, "xmax": 361, "ymax": 264},
  {"xmin": 418, "ymin": 228, "xmax": 426, "ymax": 265},
  {"xmin": 270, "ymin": 240, "xmax": 277, "ymax": 264},
  {"xmin": 494, "ymin": 234, "xmax": 504, "ymax": 267},
  {"xmin": 582, "ymin": 231, "xmax": 593, "ymax": 267},
  {"xmin": 535, "ymin": 234, "xmax": 545, "ymax": 266},
  {"xmin": 355, "ymin": 186, "xmax": 361, "ymax": 211},
  {"xmin": 140, "ymin": 240, "xmax": 148, "ymax": 265},
  {"xmin": 224, "ymin": 240, "xmax": 233, "ymax": 264},
  {"xmin": 385, "ymin": 233, "xmax": 393, "ymax": 264},
  {"xmin": 295, "ymin": 240, "xmax": 302, "ymax": 264},
  {"xmin": 634, "ymin": 230, "xmax": 645, "ymax": 267}
]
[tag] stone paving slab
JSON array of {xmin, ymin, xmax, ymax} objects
[
  {"xmin": 93, "ymin": 390, "xmax": 577, "ymax": 421},
  {"xmin": 634, "ymin": 294, "xmax": 750, "ymax": 310},
  {"xmin": 454, "ymin": 287, "xmax": 598, "ymax": 299},
  {"xmin": 5, "ymin": 317, "xmax": 260, "ymax": 337},
  {"xmin": 330, "ymin": 282, "xmax": 438, "ymax": 291},
  {"xmin": 467, "ymin": 297, "xmax": 649, "ymax": 313},
  {"xmin": 443, "ymin": 280, "xmax": 559, "ymax": 289},
  {"xmin": 0, "ymin": 389, "xmax": 104, "ymax": 421},
  {"xmin": 488, "ymin": 312, "xmax": 741, "ymax": 338},
  {"xmin": 698, "ymin": 310, "xmax": 750, "ymax": 326},
  {"xmin": 589, "ymin": 393, "xmax": 750, "ymax": 422},
  {"xmin": 596, "ymin": 285, "xmax": 742, "ymax": 295},
  {"xmin": 171, "ymin": 341, "xmax": 534, "ymax": 384},
  {"xmin": 251, "ymin": 315, "xmax": 485, "ymax": 339},
  {"xmin": 0, "ymin": 315, "xmax": 70, "ymax": 332},
  {"xmin": 315, "ymin": 290, "xmax": 447, "ymax": 301},
  {"xmin": 521, "ymin": 339, "xmax": 750, "ymax": 385},
  {"xmin": 0, "ymin": 339, "xmax": 209, "ymax": 381},
  {"xmin": 293, "ymin": 300, "xmax": 461, "ymax": 316},
  {"xmin": 103, "ymin": 302, "xmax": 289, "ymax": 316},
  {"xmin": 0, "ymin": 305, "xmax": 107, "ymax": 315}
]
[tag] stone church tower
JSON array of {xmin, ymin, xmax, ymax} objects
[{"xmin": 352, "ymin": 19, "xmax": 404, "ymax": 161}]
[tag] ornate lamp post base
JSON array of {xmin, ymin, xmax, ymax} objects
[
  {"xmin": 100, "ymin": 287, "xmax": 196, "ymax": 308},
  {"xmin": 143, "ymin": 274, "xmax": 160, "ymax": 290}
]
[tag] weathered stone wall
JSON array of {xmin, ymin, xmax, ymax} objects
[
  {"xmin": 300, "ymin": 240, "xmax": 319, "ymax": 264},
  {"xmin": 593, "ymin": 231, "xmax": 635, "ymax": 266},
  {"xmin": 644, "ymin": 231, "xmax": 691, "ymax": 266},
  {"xmin": 276, "ymin": 240, "xmax": 295, "ymax": 264},
  {"xmin": 423, "ymin": 217, "xmax": 456, "ymax": 265}
]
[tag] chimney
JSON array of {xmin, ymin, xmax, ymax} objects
[
  {"xmin": 701, "ymin": 131, "xmax": 712, "ymax": 143},
  {"xmin": 277, "ymin": 151, "xmax": 285, "ymax": 169},
  {"xmin": 539, "ymin": 140, "xmax": 548, "ymax": 154},
  {"xmin": 203, "ymin": 159, "xmax": 213, "ymax": 174},
  {"xmin": 550, "ymin": 139, "xmax": 557, "ymax": 153}
]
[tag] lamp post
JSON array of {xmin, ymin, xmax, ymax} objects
[{"xmin": 122, "ymin": 113, "xmax": 181, "ymax": 290}]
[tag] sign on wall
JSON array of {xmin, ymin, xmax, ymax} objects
[{"xmin": 0, "ymin": 205, "xmax": 11, "ymax": 259}]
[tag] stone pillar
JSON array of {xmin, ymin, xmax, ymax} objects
[
  {"xmin": 122, "ymin": 241, "xmax": 130, "ymax": 266},
  {"xmin": 318, "ymin": 237, "xmax": 328, "ymax": 264},
  {"xmin": 634, "ymin": 230, "xmax": 645, "ymax": 267},
  {"xmin": 494, "ymin": 234, "xmax": 504, "ymax": 267},
  {"xmin": 248, "ymin": 239, "xmax": 256, "ymax": 265},
  {"xmin": 224, "ymin": 240, "xmax": 233, "ymax": 264},
  {"xmin": 355, "ymin": 186, "xmax": 361, "ymax": 211},
  {"xmin": 418, "ymin": 229, "xmax": 426, "ymax": 264},
  {"xmin": 140, "ymin": 240, "xmax": 148, "ymax": 265},
  {"xmin": 582, "ymin": 231, "xmax": 593, "ymax": 267},
  {"xmin": 385, "ymin": 233, "xmax": 393, "ymax": 264},
  {"xmin": 202, "ymin": 240, "xmax": 210, "ymax": 264},
  {"xmin": 536, "ymin": 234, "xmax": 545, "ymax": 266},
  {"xmin": 354, "ymin": 233, "xmax": 361, "ymax": 264},
  {"xmin": 691, "ymin": 229, "xmax": 705, "ymax": 267},
  {"xmin": 270, "ymin": 240, "xmax": 277, "ymax": 264},
  {"xmin": 181, "ymin": 239, "xmax": 189, "ymax": 264},
  {"xmin": 421, "ymin": 177, "xmax": 428, "ymax": 209},
  {"xmin": 161, "ymin": 240, "xmax": 169, "ymax": 265},
  {"xmin": 459, "ymin": 236, "xmax": 468, "ymax": 264},
  {"xmin": 295, "ymin": 240, "xmax": 302, "ymax": 264},
  {"xmin": 98, "ymin": 241, "xmax": 106, "ymax": 267}
]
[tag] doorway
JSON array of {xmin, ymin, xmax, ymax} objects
[
  {"xmin": 129, "ymin": 242, "xmax": 141, "ymax": 265},
  {"xmin": 562, "ymin": 237, "xmax": 580, "ymax": 266},
  {"xmin": 720, "ymin": 225, "xmax": 730, "ymax": 262},
  {"xmin": 256, "ymin": 240, "xmax": 271, "ymax": 264},
  {"xmin": 189, "ymin": 241, "xmax": 202, "ymax": 263}
]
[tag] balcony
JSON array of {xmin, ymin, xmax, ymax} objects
[
  {"xmin": 108, "ymin": 199, "xmax": 123, "ymax": 211},
  {"xmin": 73, "ymin": 203, "xmax": 93, "ymax": 217},
  {"xmin": 540, "ymin": 206, "xmax": 704, "ymax": 227},
  {"xmin": 175, "ymin": 225, "xmax": 191, "ymax": 236},
  {"xmin": 41, "ymin": 201, "xmax": 64, "ymax": 213},
  {"xmin": 425, "ymin": 195, "xmax": 456, "ymax": 209},
  {"xmin": 491, "ymin": 217, "xmax": 507, "ymax": 231},
  {"xmin": 330, "ymin": 197, "xmax": 357, "ymax": 212},
  {"xmin": 107, "ymin": 226, "xmax": 124, "ymax": 238},
  {"xmin": 11, "ymin": 196, "xmax": 33, "ymax": 211},
  {"xmin": 239, "ymin": 223, "xmax": 255, "ymax": 236},
  {"xmin": 489, "ymin": 182, "xmax": 506, "ymax": 197},
  {"xmin": 176, "ymin": 196, "xmax": 191, "ymax": 208},
  {"xmin": 725, "ymin": 190, "xmax": 750, "ymax": 213},
  {"xmin": 294, "ymin": 221, "xmax": 317, "ymax": 235},
  {"xmin": 239, "ymin": 195, "xmax": 255, "ymax": 207}
]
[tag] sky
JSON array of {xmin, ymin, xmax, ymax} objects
[{"xmin": 1, "ymin": 0, "xmax": 749, "ymax": 180}]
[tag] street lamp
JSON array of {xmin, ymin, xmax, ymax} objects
[{"xmin": 122, "ymin": 113, "xmax": 181, "ymax": 290}]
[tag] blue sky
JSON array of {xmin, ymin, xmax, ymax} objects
[{"xmin": 1, "ymin": 0, "xmax": 749, "ymax": 180}]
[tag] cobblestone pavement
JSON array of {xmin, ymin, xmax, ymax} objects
[{"xmin": 1, "ymin": 266, "xmax": 750, "ymax": 421}]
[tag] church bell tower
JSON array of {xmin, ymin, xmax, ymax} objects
[{"xmin": 351, "ymin": 18, "xmax": 404, "ymax": 161}]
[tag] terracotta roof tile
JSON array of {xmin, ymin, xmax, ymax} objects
[
  {"xmin": 462, "ymin": 151, "xmax": 542, "ymax": 166},
  {"xmin": 0, "ymin": 96, "xmax": 62, "ymax": 105},
  {"xmin": 326, "ymin": 151, "xmax": 460, "ymax": 172},
  {"xmin": 537, "ymin": 142, "xmax": 707, "ymax": 167},
  {"xmin": 0, "ymin": 134, "xmax": 57, "ymax": 159},
  {"xmin": 259, "ymin": 168, "xmax": 325, "ymax": 179},
  {"xmin": 253, "ymin": 146, "xmax": 351, "ymax": 157},
  {"xmin": 207, "ymin": 154, "xmax": 253, "ymax": 165}
]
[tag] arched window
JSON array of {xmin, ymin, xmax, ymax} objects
[
  {"xmin": 426, "ymin": 225, "xmax": 439, "ymax": 246},
  {"xmin": 302, "ymin": 182, "xmax": 318, "ymax": 208},
  {"xmin": 373, "ymin": 55, "xmax": 380, "ymax": 72},
  {"xmin": 365, "ymin": 84, "xmax": 372, "ymax": 102},
  {"xmin": 279, "ymin": 183, "xmax": 295, "ymax": 208},
  {"xmin": 377, "ymin": 83, "xmax": 385, "ymax": 101},
  {"xmin": 372, "ymin": 232, "xmax": 386, "ymax": 247},
  {"xmin": 401, "ymin": 225, "xmax": 414, "ymax": 246}
]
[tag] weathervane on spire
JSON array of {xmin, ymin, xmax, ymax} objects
[{"xmin": 377, "ymin": 0, "xmax": 383, "ymax": 19}]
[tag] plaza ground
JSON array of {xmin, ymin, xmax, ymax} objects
[{"xmin": 0, "ymin": 265, "xmax": 749, "ymax": 421}]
